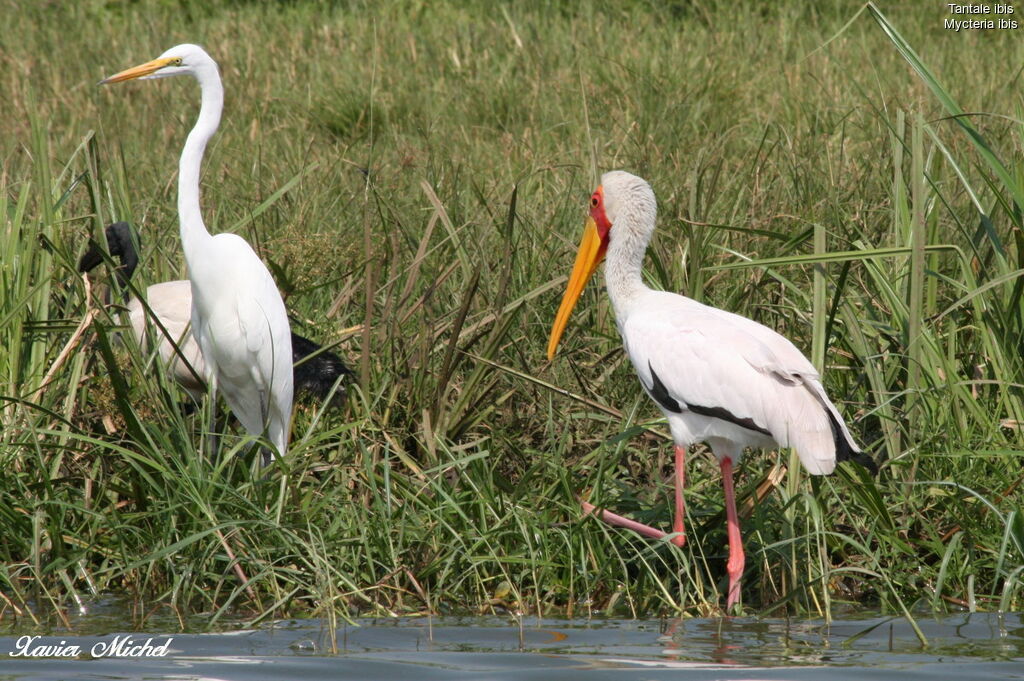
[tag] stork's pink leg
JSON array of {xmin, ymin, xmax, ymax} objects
[
  {"xmin": 671, "ymin": 445, "xmax": 686, "ymax": 547},
  {"xmin": 580, "ymin": 501, "xmax": 673, "ymax": 541},
  {"xmin": 720, "ymin": 456, "xmax": 744, "ymax": 611},
  {"xmin": 581, "ymin": 444, "xmax": 688, "ymax": 546}
]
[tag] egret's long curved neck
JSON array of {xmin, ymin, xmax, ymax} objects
[
  {"xmin": 604, "ymin": 209, "xmax": 655, "ymax": 317},
  {"xmin": 178, "ymin": 67, "xmax": 223, "ymax": 262}
]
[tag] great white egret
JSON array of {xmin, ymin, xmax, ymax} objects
[
  {"xmin": 101, "ymin": 44, "xmax": 293, "ymax": 459},
  {"xmin": 547, "ymin": 171, "xmax": 875, "ymax": 611},
  {"xmin": 79, "ymin": 221, "xmax": 352, "ymax": 407}
]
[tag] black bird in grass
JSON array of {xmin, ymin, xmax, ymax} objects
[{"xmin": 79, "ymin": 221, "xmax": 353, "ymax": 407}]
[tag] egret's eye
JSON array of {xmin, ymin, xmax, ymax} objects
[{"xmin": 171, "ymin": 57, "xmax": 183, "ymax": 66}]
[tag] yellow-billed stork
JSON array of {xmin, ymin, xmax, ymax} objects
[{"xmin": 547, "ymin": 170, "xmax": 874, "ymax": 610}]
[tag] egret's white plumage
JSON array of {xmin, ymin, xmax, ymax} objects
[
  {"xmin": 101, "ymin": 44, "xmax": 293, "ymax": 459},
  {"xmin": 547, "ymin": 170, "xmax": 871, "ymax": 611},
  {"xmin": 78, "ymin": 222, "xmax": 354, "ymax": 407}
]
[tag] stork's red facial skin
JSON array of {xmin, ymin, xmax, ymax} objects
[
  {"xmin": 589, "ymin": 186, "xmax": 612, "ymax": 241},
  {"xmin": 546, "ymin": 185, "xmax": 612, "ymax": 360}
]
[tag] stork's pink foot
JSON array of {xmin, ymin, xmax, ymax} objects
[
  {"xmin": 669, "ymin": 525, "xmax": 686, "ymax": 548},
  {"xmin": 580, "ymin": 500, "xmax": 685, "ymax": 545},
  {"xmin": 725, "ymin": 545, "xmax": 744, "ymax": 611}
]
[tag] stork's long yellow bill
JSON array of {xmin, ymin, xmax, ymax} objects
[
  {"xmin": 546, "ymin": 216, "xmax": 607, "ymax": 359},
  {"xmin": 99, "ymin": 57, "xmax": 177, "ymax": 85}
]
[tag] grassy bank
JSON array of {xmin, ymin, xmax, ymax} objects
[{"xmin": 1, "ymin": 0, "xmax": 1023, "ymax": 632}]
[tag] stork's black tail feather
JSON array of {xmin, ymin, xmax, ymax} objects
[
  {"xmin": 826, "ymin": 409, "xmax": 878, "ymax": 475},
  {"xmin": 837, "ymin": 447, "xmax": 879, "ymax": 476}
]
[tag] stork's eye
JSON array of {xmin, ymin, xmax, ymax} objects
[{"xmin": 590, "ymin": 196, "xmax": 599, "ymax": 207}]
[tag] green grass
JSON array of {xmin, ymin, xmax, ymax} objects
[{"xmin": 2, "ymin": 0, "xmax": 1024, "ymax": 633}]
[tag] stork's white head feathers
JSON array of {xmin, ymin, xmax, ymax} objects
[
  {"xmin": 599, "ymin": 171, "xmax": 659, "ymax": 317},
  {"xmin": 601, "ymin": 171, "xmax": 658, "ymax": 244},
  {"xmin": 546, "ymin": 169, "xmax": 659, "ymax": 357}
]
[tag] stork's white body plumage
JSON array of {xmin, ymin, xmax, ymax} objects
[
  {"xmin": 547, "ymin": 170, "xmax": 869, "ymax": 611},
  {"xmin": 102, "ymin": 44, "xmax": 293, "ymax": 459},
  {"xmin": 620, "ymin": 289, "xmax": 854, "ymax": 475}
]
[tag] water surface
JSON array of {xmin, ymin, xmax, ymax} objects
[{"xmin": 1, "ymin": 613, "xmax": 1021, "ymax": 680}]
